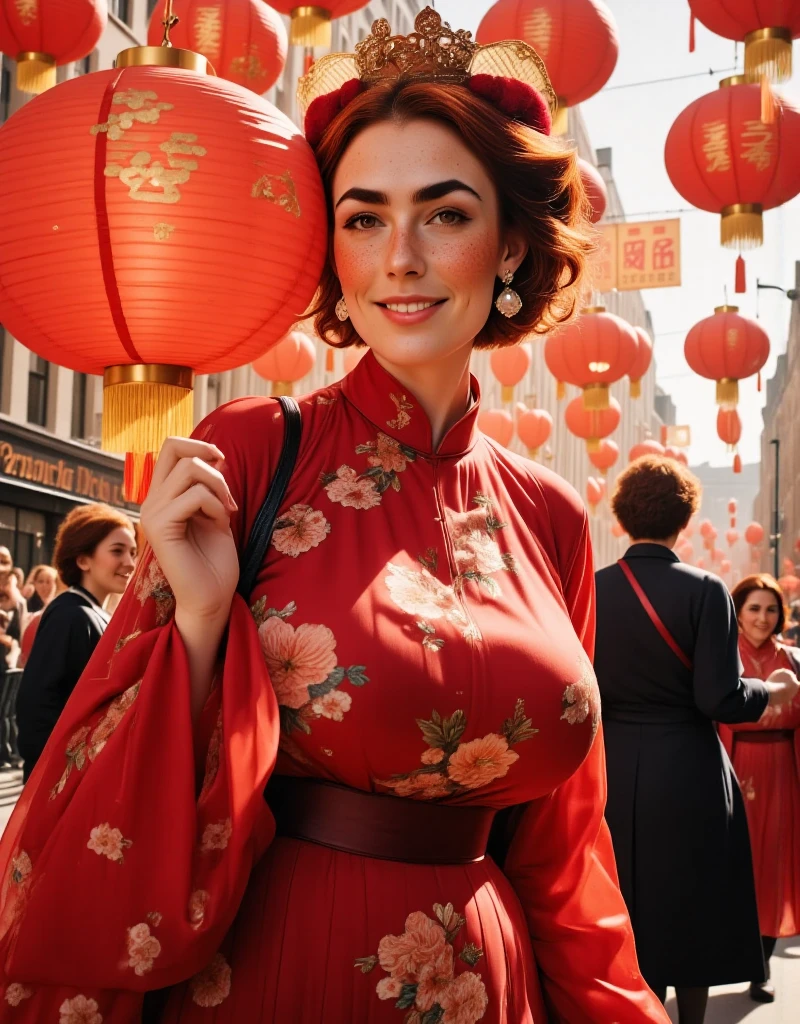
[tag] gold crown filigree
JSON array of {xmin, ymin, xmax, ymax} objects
[{"xmin": 355, "ymin": 9, "xmax": 477, "ymax": 84}]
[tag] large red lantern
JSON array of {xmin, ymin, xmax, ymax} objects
[
  {"xmin": 629, "ymin": 326, "xmax": 654, "ymax": 398},
  {"xmin": 516, "ymin": 406, "xmax": 553, "ymax": 459},
  {"xmin": 586, "ymin": 476, "xmax": 604, "ymax": 514},
  {"xmin": 0, "ymin": 0, "xmax": 106, "ymax": 93},
  {"xmin": 148, "ymin": 0, "xmax": 288, "ymax": 95},
  {"xmin": 685, "ymin": 305, "xmax": 770, "ymax": 408},
  {"xmin": 726, "ymin": 528, "xmax": 739, "ymax": 547},
  {"xmin": 717, "ymin": 407, "xmax": 742, "ymax": 475},
  {"xmin": 479, "ymin": 408, "xmax": 514, "ymax": 447},
  {"xmin": 476, "ymin": 0, "xmax": 619, "ymax": 133},
  {"xmin": 253, "ymin": 331, "xmax": 317, "ymax": 395},
  {"xmin": 0, "ymin": 48, "xmax": 326, "ymax": 500},
  {"xmin": 689, "ymin": 0, "xmax": 800, "ymax": 82},
  {"xmin": 545, "ymin": 306, "xmax": 639, "ymax": 410},
  {"xmin": 269, "ymin": 1, "xmax": 370, "ymax": 47},
  {"xmin": 564, "ymin": 395, "xmax": 620, "ymax": 453},
  {"xmin": 629, "ymin": 439, "xmax": 665, "ymax": 462},
  {"xmin": 589, "ymin": 438, "xmax": 619, "ymax": 476},
  {"xmin": 665, "ymin": 77, "xmax": 800, "ymax": 251},
  {"xmin": 490, "ymin": 343, "xmax": 532, "ymax": 403},
  {"xmin": 745, "ymin": 522, "xmax": 765, "ymax": 546},
  {"xmin": 578, "ymin": 158, "xmax": 608, "ymax": 223}
]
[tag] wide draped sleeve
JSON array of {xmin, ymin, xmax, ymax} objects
[
  {"xmin": 0, "ymin": 397, "xmax": 288, "ymax": 1003},
  {"xmin": 501, "ymin": 483, "xmax": 669, "ymax": 1024}
]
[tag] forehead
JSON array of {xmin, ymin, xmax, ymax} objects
[
  {"xmin": 103, "ymin": 526, "xmax": 135, "ymax": 545},
  {"xmin": 746, "ymin": 589, "xmax": 778, "ymax": 603},
  {"xmin": 333, "ymin": 118, "xmax": 493, "ymax": 199}
]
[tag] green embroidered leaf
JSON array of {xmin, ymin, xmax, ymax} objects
[
  {"xmin": 502, "ymin": 698, "xmax": 539, "ymax": 746},
  {"xmin": 441, "ymin": 710, "xmax": 467, "ymax": 747},
  {"xmin": 417, "ymin": 620, "xmax": 436, "ymax": 635},
  {"xmin": 355, "ymin": 443, "xmax": 376, "ymax": 455},
  {"xmin": 459, "ymin": 942, "xmax": 484, "ymax": 966},
  {"xmin": 265, "ymin": 601, "xmax": 297, "ymax": 621},
  {"xmin": 485, "ymin": 514, "xmax": 508, "ymax": 536},
  {"xmin": 346, "ymin": 666, "xmax": 369, "ymax": 687},
  {"xmin": 279, "ymin": 705, "xmax": 312, "ymax": 736},
  {"xmin": 400, "ymin": 444, "xmax": 417, "ymax": 461},
  {"xmin": 353, "ymin": 955, "xmax": 378, "ymax": 974},
  {"xmin": 274, "ymin": 517, "xmax": 294, "ymax": 531},
  {"xmin": 420, "ymin": 1007, "xmax": 445, "ymax": 1024},
  {"xmin": 250, "ymin": 595, "xmax": 267, "ymax": 626},
  {"xmin": 416, "ymin": 711, "xmax": 446, "ymax": 749},
  {"xmin": 308, "ymin": 667, "xmax": 346, "ymax": 699},
  {"xmin": 502, "ymin": 552, "xmax": 519, "ymax": 574},
  {"xmin": 473, "ymin": 493, "xmax": 494, "ymax": 509},
  {"xmin": 395, "ymin": 984, "xmax": 418, "ymax": 1010},
  {"xmin": 320, "ymin": 472, "xmax": 338, "ymax": 486},
  {"xmin": 422, "ymin": 636, "xmax": 445, "ymax": 652},
  {"xmin": 418, "ymin": 548, "xmax": 439, "ymax": 572},
  {"xmin": 391, "ymin": 475, "xmax": 402, "ymax": 492},
  {"xmin": 477, "ymin": 574, "xmax": 501, "ymax": 598},
  {"xmin": 361, "ymin": 465, "xmax": 384, "ymax": 479}
]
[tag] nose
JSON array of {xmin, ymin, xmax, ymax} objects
[
  {"xmin": 121, "ymin": 552, "xmax": 136, "ymax": 571},
  {"xmin": 384, "ymin": 221, "xmax": 426, "ymax": 279}
]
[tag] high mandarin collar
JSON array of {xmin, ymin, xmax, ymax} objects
[
  {"xmin": 623, "ymin": 543, "xmax": 679, "ymax": 562},
  {"xmin": 340, "ymin": 349, "xmax": 482, "ymax": 458},
  {"xmin": 739, "ymin": 632, "xmax": 779, "ymax": 661}
]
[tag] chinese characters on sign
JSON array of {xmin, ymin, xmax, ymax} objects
[{"xmin": 591, "ymin": 219, "xmax": 681, "ymax": 292}]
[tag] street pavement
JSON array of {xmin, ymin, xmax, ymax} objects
[{"xmin": 0, "ymin": 791, "xmax": 798, "ymax": 1020}]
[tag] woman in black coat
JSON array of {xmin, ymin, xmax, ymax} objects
[{"xmin": 594, "ymin": 456, "xmax": 800, "ymax": 1024}]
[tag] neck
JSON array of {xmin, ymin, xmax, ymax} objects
[
  {"xmin": 372, "ymin": 347, "xmax": 472, "ymax": 451},
  {"xmin": 78, "ymin": 575, "xmax": 109, "ymax": 607},
  {"xmin": 629, "ymin": 537, "xmax": 678, "ymax": 551}
]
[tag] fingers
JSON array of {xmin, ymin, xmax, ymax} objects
[
  {"xmin": 149, "ymin": 437, "xmax": 225, "ymax": 492},
  {"xmin": 153, "ymin": 456, "xmax": 237, "ymax": 513},
  {"xmin": 148, "ymin": 484, "xmax": 230, "ymax": 534}
]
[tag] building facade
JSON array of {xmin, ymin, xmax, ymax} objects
[{"xmin": 0, "ymin": 0, "xmax": 670, "ymax": 571}]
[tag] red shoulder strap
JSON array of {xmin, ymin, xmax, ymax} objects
[{"xmin": 617, "ymin": 558, "xmax": 693, "ymax": 670}]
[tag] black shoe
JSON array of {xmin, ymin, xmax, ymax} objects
[{"xmin": 749, "ymin": 981, "xmax": 775, "ymax": 1003}]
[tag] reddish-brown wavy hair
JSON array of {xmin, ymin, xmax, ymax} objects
[
  {"xmin": 53, "ymin": 503, "xmax": 135, "ymax": 588},
  {"xmin": 731, "ymin": 574, "xmax": 787, "ymax": 635},
  {"xmin": 611, "ymin": 456, "xmax": 701, "ymax": 541},
  {"xmin": 311, "ymin": 78, "xmax": 595, "ymax": 350}
]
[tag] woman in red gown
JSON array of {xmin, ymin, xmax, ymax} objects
[
  {"xmin": 719, "ymin": 574, "xmax": 800, "ymax": 1004},
  {"xmin": 0, "ymin": 10, "xmax": 668, "ymax": 1023}
]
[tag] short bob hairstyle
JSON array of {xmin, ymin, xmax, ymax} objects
[
  {"xmin": 612, "ymin": 456, "xmax": 701, "ymax": 541},
  {"xmin": 53, "ymin": 503, "xmax": 134, "ymax": 589},
  {"xmin": 312, "ymin": 78, "xmax": 594, "ymax": 350},
  {"xmin": 731, "ymin": 574, "xmax": 787, "ymax": 635}
]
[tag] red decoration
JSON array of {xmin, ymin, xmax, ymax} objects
[
  {"xmin": 726, "ymin": 528, "xmax": 739, "ymax": 547},
  {"xmin": 468, "ymin": 75, "xmax": 552, "ymax": 135},
  {"xmin": 544, "ymin": 306, "xmax": 639, "ymax": 410},
  {"xmin": 269, "ymin": 0, "xmax": 369, "ymax": 47},
  {"xmin": 664, "ymin": 446, "xmax": 689, "ymax": 466},
  {"xmin": 779, "ymin": 574, "xmax": 800, "ymax": 598},
  {"xmin": 478, "ymin": 408, "xmax": 514, "ymax": 447},
  {"xmin": 628, "ymin": 326, "xmax": 654, "ymax": 399},
  {"xmin": 720, "ymin": 558, "xmax": 732, "ymax": 574},
  {"xmin": 304, "ymin": 79, "xmax": 365, "ymax": 149},
  {"xmin": 696, "ymin": 557, "xmax": 707, "ymax": 569},
  {"xmin": 0, "ymin": 0, "xmax": 106, "ymax": 93},
  {"xmin": 516, "ymin": 406, "xmax": 553, "ymax": 459},
  {"xmin": 589, "ymin": 439, "xmax": 619, "ymax": 476},
  {"xmin": 586, "ymin": 476, "xmax": 604, "ymax": 513},
  {"xmin": 688, "ymin": 0, "xmax": 800, "ymax": 81},
  {"xmin": 700, "ymin": 519, "xmax": 714, "ymax": 538},
  {"xmin": 735, "ymin": 254, "xmax": 746, "ymax": 293},
  {"xmin": 629, "ymin": 440, "xmax": 666, "ymax": 462},
  {"xmin": 564, "ymin": 395, "xmax": 620, "ymax": 453},
  {"xmin": 728, "ymin": 498, "xmax": 738, "ymax": 517},
  {"xmin": 148, "ymin": 0, "xmax": 288, "ymax": 95},
  {"xmin": 476, "ymin": 0, "xmax": 619, "ymax": 133},
  {"xmin": 612, "ymin": 520, "xmax": 626, "ymax": 538},
  {"xmin": 717, "ymin": 407, "xmax": 742, "ymax": 447},
  {"xmin": 685, "ymin": 306, "xmax": 770, "ymax": 408},
  {"xmin": 252, "ymin": 331, "xmax": 316, "ymax": 395},
  {"xmin": 665, "ymin": 78, "xmax": 800, "ymax": 252},
  {"xmin": 745, "ymin": 522, "xmax": 765, "ymax": 546},
  {"xmin": 490, "ymin": 343, "xmax": 532, "ymax": 403},
  {"xmin": 577, "ymin": 158, "xmax": 608, "ymax": 223}
]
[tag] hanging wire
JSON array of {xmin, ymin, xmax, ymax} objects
[
  {"xmin": 604, "ymin": 65, "xmax": 738, "ymax": 92},
  {"xmin": 602, "ymin": 207, "xmax": 700, "ymax": 222}
]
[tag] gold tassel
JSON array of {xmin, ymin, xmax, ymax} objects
[
  {"xmin": 16, "ymin": 52, "xmax": 57, "ymax": 94},
  {"xmin": 760, "ymin": 75, "xmax": 777, "ymax": 124},
  {"xmin": 556, "ymin": 380, "xmax": 566, "ymax": 401},
  {"xmin": 289, "ymin": 6, "xmax": 332, "ymax": 47},
  {"xmin": 528, "ymin": 447, "xmax": 539, "ymax": 460},
  {"xmin": 630, "ymin": 378, "xmax": 642, "ymax": 399},
  {"xmin": 102, "ymin": 365, "xmax": 194, "ymax": 453},
  {"xmin": 720, "ymin": 204, "xmax": 763, "ymax": 250},
  {"xmin": 271, "ymin": 380, "xmax": 292, "ymax": 397},
  {"xmin": 586, "ymin": 438, "xmax": 600, "ymax": 454},
  {"xmin": 124, "ymin": 452, "xmax": 156, "ymax": 505},
  {"xmin": 716, "ymin": 377, "xmax": 739, "ymax": 408},
  {"xmin": 551, "ymin": 100, "xmax": 569, "ymax": 137},
  {"xmin": 582, "ymin": 383, "xmax": 610, "ymax": 411},
  {"xmin": 502, "ymin": 385, "xmax": 513, "ymax": 403},
  {"xmin": 745, "ymin": 27, "xmax": 793, "ymax": 83}
]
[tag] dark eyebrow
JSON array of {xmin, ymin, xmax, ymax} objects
[{"xmin": 334, "ymin": 179, "xmax": 482, "ymax": 210}]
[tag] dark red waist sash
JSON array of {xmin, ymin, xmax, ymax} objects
[
  {"xmin": 734, "ymin": 730, "xmax": 794, "ymax": 744},
  {"xmin": 265, "ymin": 775, "xmax": 496, "ymax": 865}
]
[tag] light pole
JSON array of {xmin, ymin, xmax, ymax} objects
[{"xmin": 770, "ymin": 438, "xmax": 780, "ymax": 578}]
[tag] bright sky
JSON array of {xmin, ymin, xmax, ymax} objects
[{"xmin": 436, "ymin": 0, "xmax": 800, "ymax": 467}]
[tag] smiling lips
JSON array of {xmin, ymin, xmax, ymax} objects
[{"xmin": 376, "ymin": 296, "xmax": 446, "ymax": 324}]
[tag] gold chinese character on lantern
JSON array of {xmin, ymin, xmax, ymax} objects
[
  {"xmin": 105, "ymin": 132, "xmax": 207, "ymax": 204},
  {"xmin": 740, "ymin": 119, "xmax": 774, "ymax": 172},
  {"xmin": 251, "ymin": 169, "xmax": 301, "ymax": 218},
  {"xmin": 229, "ymin": 47, "xmax": 265, "ymax": 82},
  {"xmin": 91, "ymin": 89, "xmax": 174, "ymax": 141},
  {"xmin": 14, "ymin": 0, "xmax": 37, "ymax": 26},
  {"xmin": 523, "ymin": 7, "xmax": 552, "ymax": 56},
  {"xmin": 702, "ymin": 119, "xmax": 732, "ymax": 173},
  {"xmin": 194, "ymin": 7, "xmax": 223, "ymax": 62}
]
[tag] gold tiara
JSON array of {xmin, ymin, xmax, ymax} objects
[{"xmin": 297, "ymin": 7, "xmax": 556, "ymax": 124}]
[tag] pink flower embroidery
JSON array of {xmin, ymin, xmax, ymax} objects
[
  {"xmin": 134, "ymin": 557, "xmax": 174, "ymax": 624},
  {"xmin": 387, "ymin": 393, "xmax": 413, "ymax": 430},
  {"xmin": 324, "ymin": 466, "xmax": 382, "ymax": 510},
  {"xmin": 88, "ymin": 682, "xmax": 141, "ymax": 760},
  {"xmin": 421, "ymin": 747, "xmax": 445, "ymax": 765},
  {"xmin": 415, "ymin": 944, "xmax": 455, "ymax": 1011},
  {"xmin": 272, "ymin": 504, "xmax": 331, "ymax": 558},
  {"xmin": 378, "ymin": 910, "xmax": 448, "ymax": 979},
  {"xmin": 385, "ymin": 564, "xmax": 468, "ymax": 625},
  {"xmin": 376, "ymin": 976, "xmax": 404, "ymax": 1000},
  {"xmin": 126, "ymin": 922, "xmax": 161, "ymax": 976},
  {"xmin": 439, "ymin": 969, "xmax": 488, "ymax": 1023},
  {"xmin": 561, "ymin": 659, "xmax": 601, "ymax": 732},
  {"xmin": 311, "ymin": 689, "xmax": 352, "ymax": 721},
  {"xmin": 446, "ymin": 734, "xmax": 519, "ymax": 790},
  {"xmin": 447, "ymin": 509, "xmax": 506, "ymax": 576},
  {"xmin": 188, "ymin": 889, "xmax": 210, "ymax": 928},
  {"xmin": 10, "ymin": 851, "xmax": 31, "ymax": 886},
  {"xmin": 201, "ymin": 819, "xmax": 232, "ymax": 852},
  {"xmin": 59, "ymin": 995, "xmax": 103, "ymax": 1024},
  {"xmin": 4, "ymin": 984, "xmax": 31, "ymax": 1006},
  {"xmin": 366, "ymin": 433, "xmax": 410, "ymax": 473},
  {"xmin": 87, "ymin": 823, "xmax": 132, "ymax": 863},
  {"xmin": 200, "ymin": 711, "xmax": 222, "ymax": 799},
  {"xmin": 190, "ymin": 952, "xmax": 232, "ymax": 1008},
  {"xmin": 381, "ymin": 773, "xmax": 452, "ymax": 800},
  {"xmin": 258, "ymin": 617, "xmax": 338, "ymax": 709}
]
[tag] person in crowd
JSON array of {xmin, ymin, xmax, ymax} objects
[
  {"xmin": 782, "ymin": 599, "xmax": 800, "ymax": 646},
  {"xmin": 22, "ymin": 564, "xmax": 58, "ymax": 615},
  {"xmin": 16, "ymin": 504, "xmax": 136, "ymax": 782},
  {"xmin": 0, "ymin": 576, "xmax": 23, "ymax": 770},
  {"xmin": 594, "ymin": 456, "xmax": 799, "ymax": 1024},
  {"xmin": 0, "ymin": 548, "xmax": 12, "ymax": 575},
  {"xmin": 0, "ymin": 570, "xmax": 26, "ymax": 652},
  {"xmin": 0, "ymin": 11, "xmax": 670, "ymax": 1022},
  {"xmin": 718, "ymin": 575, "xmax": 800, "ymax": 1004}
]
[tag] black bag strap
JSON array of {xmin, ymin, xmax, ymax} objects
[{"xmin": 236, "ymin": 395, "xmax": 302, "ymax": 600}]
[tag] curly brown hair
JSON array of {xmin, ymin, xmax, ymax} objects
[
  {"xmin": 612, "ymin": 456, "xmax": 701, "ymax": 541},
  {"xmin": 310, "ymin": 78, "xmax": 594, "ymax": 350},
  {"xmin": 731, "ymin": 574, "xmax": 786, "ymax": 635},
  {"xmin": 54, "ymin": 504, "xmax": 134, "ymax": 588}
]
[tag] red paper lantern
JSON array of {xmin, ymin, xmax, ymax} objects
[
  {"xmin": 586, "ymin": 476, "xmax": 604, "ymax": 513},
  {"xmin": 700, "ymin": 519, "xmax": 714, "ymax": 537},
  {"xmin": 665, "ymin": 77, "xmax": 800, "ymax": 251},
  {"xmin": 516, "ymin": 406, "xmax": 553, "ymax": 459},
  {"xmin": 779, "ymin": 574, "xmax": 800, "ymax": 597},
  {"xmin": 689, "ymin": 0, "xmax": 800, "ymax": 81},
  {"xmin": 728, "ymin": 498, "xmax": 738, "ymax": 517},
  {"xmin": 726, "ymin": 528, "xmax": 739, "ymax": 547},
  {"xmin": 0, "ymin": 50, "xmax": 326, "ymax": 500},
  {"xmin": 578, "ymin": 158, "xmax": 607, "ymax": 223},
  {"xmin": 629, "ymin": 439, "xmax": 666, "ymax": 462},
  {"xmin": 611, "ymin": 520, "xmax": 626, "ymax": 538},
  {"xmin": 712, "ymin": 547, "xmax": 725, "ymax": 564},
  {"xmin": 717, "ymin": 408, "xmax": 742, "ymax": 446},
  {"xmin": 545, "ymin": 306, "xmax": 639, "ymax": 410},
  {"xmin": 0, "ymin": 0, "xmax": 106, "ymax": 93},
  {"xmin": 745, "ymin": 522, "xmax": 765, "ymax": 546},
  {"xmin": 696, "ymin": 557, "xmax": 707, "ymax": 569},
  {"xmin": 664, "ymin": 445, "xmax": 689, "ymax": 466},
  {"xmin": 564, "ymin": 395, "xmax": 620, "ymax": 453},
  {"xmin": 476, "ymin": 0, "xmax": 619, "ymax": 133},
  {"xmin": 269, "ymin": 0, "xmax": 370, "ymax": 47},
  {"xmin": 148, "ymin": 0, "xmax": 288, "ymax": 95},
  {"xmin": 629, "ymin": 326, "xmax": 654, "ymax": 398},
  {"xmin": 720, "ymin": 558, "xmax": 732, "ymax": 574},
  {"xmin": 589, "ymin": 438, "xmax": 619, "ymax": 476},
  {"xmin": 253, "ymin": 330, "xmax": 316, "ymax": 395},
  {"xmin": 490, "ymin": 343, "xmax": 532, "ymax": 403},
  {"xmin": 479, "ymin": 408, "xmax": 514, "ymax": 447},
  {"xmin": 685, "ymin": 306, "xmax": 770, "ymax": 408}
]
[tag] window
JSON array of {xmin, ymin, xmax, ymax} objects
[
  {"xmin": 109, "ymin": 0, "xmax": 131, "ymax": 25},
  {"xmin": 27, "ymin": 353, "xmax": 49, "ymax": 427},
  {"xmin": 71, "ymin": 372, "xmax": 87, "ymax": 438},
  {"xmin": 73, "ymin": 54, "xmax": 93, "ymax": 76}
]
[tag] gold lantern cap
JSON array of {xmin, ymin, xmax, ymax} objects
[
  {"xmin": 713, "ymin": 305, "xmax": 739, "ymax": 314},
  {"xmin": 115, "ymin": 46, "xmax": 216, "ymax": 75}
]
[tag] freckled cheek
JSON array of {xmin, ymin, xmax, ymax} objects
[{"xmin": 333, "ymin": 238, "xmax": 379, "ymax": 294}]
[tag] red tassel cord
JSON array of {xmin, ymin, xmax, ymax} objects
[
  {"xmin": 733, "ymin": 453, "xmax": 742, "ymax": 474},
  {"xmin": 689, "ymin": 12, "xmax": 696, "ymax": 52},
  {"xmin": 735, "ymin": 254, "xmax": 746, "ymax": 293}
]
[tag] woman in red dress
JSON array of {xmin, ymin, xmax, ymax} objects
[
  {"xmin": 719, "ymin": 574, "xmax": 800, "ymax": 1004},
  {"xmin": 0, "ymin": 9, "xmax": 668, "ymax": 1022}
]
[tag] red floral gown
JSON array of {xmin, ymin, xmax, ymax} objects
[
  {"xmin": 719, "ymin": 635, "xmax": 800, "ymax": 939},
  {"xmin": 0, "ymin": 353, "xmax": 667, "ymax": 1024}
]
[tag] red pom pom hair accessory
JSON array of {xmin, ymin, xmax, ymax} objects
[{"xmin": 305, "ymin": 79, "xmax": 364, "ymax": 148}]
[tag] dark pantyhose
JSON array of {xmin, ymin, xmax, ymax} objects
[{"xmin": 651, "ymin": 985, "xmax": 710, "ymax": 1024}]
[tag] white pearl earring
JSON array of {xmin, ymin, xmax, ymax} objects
[
  {"xmin": 495, "ymin": 271, "xmax": 522, "ymax": 318},
  {"xmin": 335, "ymin": 296, "xmax": 349, "ymax": 322}
]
